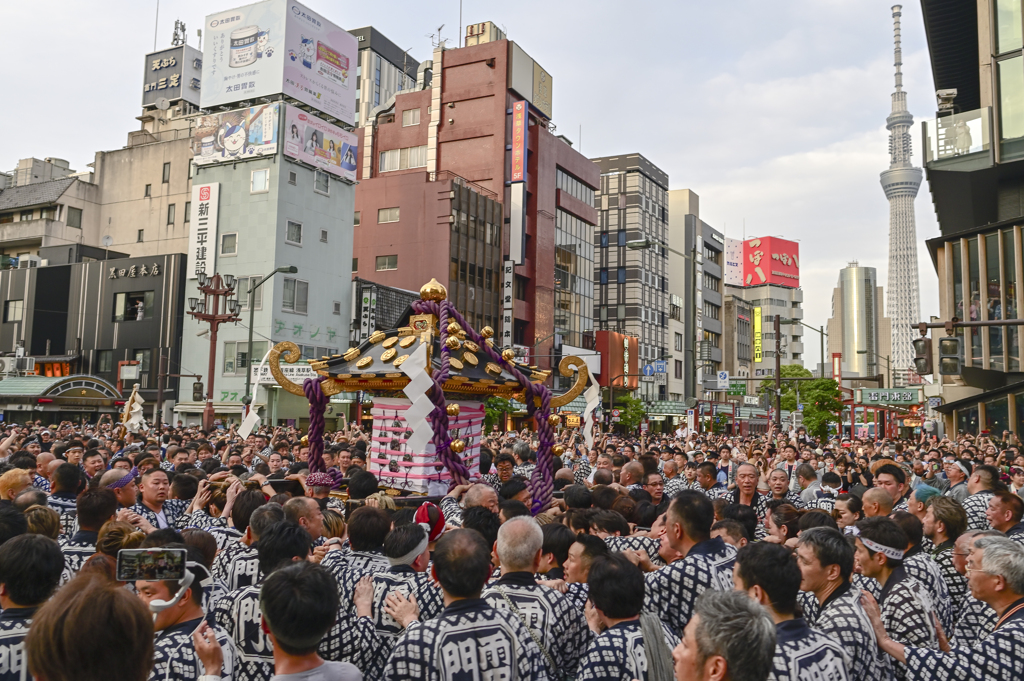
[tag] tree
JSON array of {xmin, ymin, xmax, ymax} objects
[
  {"xmin": 618, "ymin": 394, "xmax": 647, "ymax": 432},
  {"xmin": 758, "ymin": 364, "xmax": 812, "ymax": 411},
  {"xmin": 484, "ymin": 396, "xmax": 512, "ymax": 431},
  {"xmin": 800, "ymin": 378, "xmax": 845, "ymax": 440}
]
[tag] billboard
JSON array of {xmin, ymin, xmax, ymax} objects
[
  {"xmin": 724, "ymin": 237, "xmax": 744, "ymax": 287},
  {"xmin": 742, "ymin": 236, "xmax": 799, "ymax": 288},
  {"xmin": 187, "ymin": 183, "xmax": 220, "ymax": 280},
  {"xmin": 191, "ymin": 104, "xmax": 280, "ymax": 165},
  {"xmin": 201, "ymin": 0, "xmax": 357, "ymax": 125},
  {"xmin": 282, "ymin": 105, "xmax": 358, "ymax": 182},
  {"xmin": 508, "ymin": 42, "xmax": 553, "ymax": 119},
  {"xmin": 142, "ymin": 45, "xmax": 202, "ymax": 108}
]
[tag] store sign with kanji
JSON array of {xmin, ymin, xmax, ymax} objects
[{"xmin": 855, "ymin": 388, "xmax": 924, "ymax": 406}]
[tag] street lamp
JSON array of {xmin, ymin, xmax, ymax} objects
[
  {"xmin": 627, "ymin": 238, "xmax": 701, "ymax": 402},
  {"xmin": 779, "ymin": 318, "xmax": 827, "ymax": 378},
  {"xmin": 242, "ymin": 266, "xmax": 298, "ymax": 414},
  {"xmin": 187, "ymin": 273, "xmax": 242, "ymax": 431}
]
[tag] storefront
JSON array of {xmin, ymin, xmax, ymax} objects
[{"xmin": 0, "ymin": 375, "xmax": 124, "ymax": 424}]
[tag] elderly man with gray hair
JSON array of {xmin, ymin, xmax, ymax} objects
[
  {"xmin": 439, "ymin": 482, "xmax": 500, "ymax": 527},
  {"xmin": 672, "ymin": 589, "xmax": 777, "ymax": 681},
  {"xmin": 481, "ymin": 516, "xmax": 589, "ymax": 679},
  {"xmin": 862, "ymin": 536, "xmax": 1024, "ymax": 681}
]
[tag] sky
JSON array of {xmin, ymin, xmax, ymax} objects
[{"xmin": 0, "ymin": 0, "xmax": 941, "ymax": 371}]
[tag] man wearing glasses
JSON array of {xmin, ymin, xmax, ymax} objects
[{"xmin": 862, "ymin": 535, "xmax": 1024, "ymax": 681}]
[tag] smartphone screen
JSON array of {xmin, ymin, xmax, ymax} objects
[{"xmin": 116, "ymin": 548, "xmax": 187, "ymax": 581}]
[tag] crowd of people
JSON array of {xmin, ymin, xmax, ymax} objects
[{"xmin": 0, "ymin": 417, "xmax": 1021, "ymax": 680}]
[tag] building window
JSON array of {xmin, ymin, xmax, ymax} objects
[
  {"xmin": 40, "ymin": 207, "xmax": 56, "ymax": 220},
  {"xmin": 617, "ymin": 304, "xmax": 626, "ymax": 319},
  {"xmin": 113, "ymin": 291, "xmax": 154, "ymax": 321},
  {"xmin": 352, "ymin": 258, "xmax": 358, "ymax": 272},
  {"xmin": 377, "ymin": 207, "xmax": 400, "ymax": 223},
  {"xmin": 675, "ymin": 359, "xmax": 683, "ymax": 379},
  {"xmin": 95, "ymin": 350, "xmax": 113, "ymax": 373},
  {"xmin": 184, "ymin": 201, "xmax": 190, "ymax": 222},
  {"xmin": 675, "ymin": 332, "xmax": 683, "ymax": 352},
  {"xmin": 18, "ymin": 210, "xmax": 32, "ymax": 221},
  {"xmin": 144, "ymin": 184, "xmax": 151, "ymax": 198},
  {"xmin": 235, "ymin": 276, "xmax": 263, "ymax": 310},
  {"xmin": 354, "ymin": 211, "xmax": 361, "ymax": 226},
  {"xmin": 286, "ymin": 221, "xmax": 302, "ymax": 245},
  {"xmin": 2, "ymin": 300, "xmax": 23, "ymax": 323},
  {"xmin": 282, "ymin": 278, "xmax": 308, "ymax": 314},
  {"xmin": 0, "ymin": 213, "xmax": 12, "ymax": 224},
  {"xmin": 220, "ymin": 233, "xmax": 238, "ymax": 256},
  {"xmin": 137, "ymin": 229, "xmax": 144, "ymax": 243},
  {"xmin": 599, "ymin": 269, "xmax": 608, "ymax": 285},
  {"xmin": 166, "ymin": 204, "xmax": 175, "ymax": 225},
  {"xmin": 223, "ymin": 340, "xmax": 268, "ymax": 375},
  {"xmin": 251, "ymin": 168, "xmax": 270, "ymax": 194},
  {"xmin": 617, "ymin": 230, "xmax": 626, "ymax": 246},
  {"xmin": 556, "ymin": 168, "xmax": 596, "ymax": 207},
  {"xmin": 402, "ymin": 108, "xmax": 420, "ymax": 126},
  {"xmin": 162, "ymin": 162, "xmax": 171, "ymax": 183},
  {"xmin": 288, "ymin": 171, "xmax": 297, "ymax": 185},
  {"xmin": 333, "ymin": 301, "xmax": 342, "ymax": 315},
  {"xmin": 320, "ymin": 229, "xmax": 328, "ymax": 243},
  {"xmin": 600, "ymin": 232, "xmax": 608, "ymax": 248},
  {"xmin": 996, "ymin": 0, "xmax": 1023, "ymax": 54},
  {"xmin": 314, "ymin": 170, "xmax": 330, "ymax": 195},
  {"xmin": 617, "ymin": 267, "xmax": 626, "ymax": 284},
  {"xmin": 375, "ymin": 255, "xmax": 398, "ymax": 271},
  {"xmin": 134, "ymin": 349, "xmax": 152, "ymax": 372},
  {"xmin": 379, "ymin": 145, "xmax": 428, "ymax": 172}
]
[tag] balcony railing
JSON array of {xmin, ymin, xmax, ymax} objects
[
  {"xmin": 923, "ymin": 107, "xmax": 992, "ymax": 171},
  {"xmin": 428, "ymin": 170, "xmax": 498, "ymax": 200}
]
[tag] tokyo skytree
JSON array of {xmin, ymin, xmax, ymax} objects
[{"xmin": 880, "ymin": 5, "xmax": 921, "ymax": 384}]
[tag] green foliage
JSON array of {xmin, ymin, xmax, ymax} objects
[
  {"xmin": 484, "ymin": 396, "xmax": 512, "ymax": 430},
  {"xmin": 800, "ymin": 378, "xmax": 845, "ymax": 440},
  {"xmin": 758, "ymin": 364, "xmax": 812, "ymax": 411},
  {"xmin": 711, "ymin": 413, "xmax": 728, "ymax": 434},
  {"xmin": 618, "ymin": 394, "xmax": 647, "ymax": 431}
]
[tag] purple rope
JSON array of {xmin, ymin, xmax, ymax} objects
[
  {"xmin": 414, "ymin": 298, "xmax": 555, "ymax": 513},
  {"xmin": 303, "ymin": 377, "xmax": 329, "ymax": 475}
]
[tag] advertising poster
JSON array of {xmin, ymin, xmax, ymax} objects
[
  {"xmin": 724, "ymin": 237, "xmax": 744, "ymax": 287},
  {"xmin": 283, "ymin": 105, "xmax": 358, "ymax": 182},
  {"xmin": 742, "ymin": 236, "xmax": 800, "ymax": 287},
  {"xmin": 192, "ymin": 103, "xmax": 279, "ymax": 165},
  {"xmin": 201, "ymin": 0, "xmax": 357, "ymax": 125},
  {"xmin": 282, "ymin": 2, "xmax": 357, "ymax": 125}
]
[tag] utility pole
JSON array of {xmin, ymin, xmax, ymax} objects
[
  {"xmin": 154, "ymin": 350, "xmax": 167, "ymax": 432},
  {"xmin": 187, "ymin": 273, "xmax": 241, "ymax": 431}
]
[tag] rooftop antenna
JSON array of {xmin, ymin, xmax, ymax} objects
[
  {"xmin": 172, "ymin": 19, "xmax": 187, "ymax": 46},
  {"xmin": 153, "ymin": 0, "xmax": 160, "ymax": 51},
  {"xmin": 428, "ymin": 24, "xmax": 447, "ymax": 50},
  {"xmin": 197, "ymin": 29, "xmax": 203, "ymax": 51},
  {"xmin": 459, "ymin": 0, "xmax": 462, "ymax": 47}
]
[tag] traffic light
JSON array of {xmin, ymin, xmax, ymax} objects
[
  {"xmin": 193, "ymin": 381, "xmax": 205, "ymax": 402},
  {"xmin": 912, "ymin": 336, "xmax": 932, "ymax": 375},
  {"xmin": 938, "ymin": 336, "xmax": 962, "ymax": 375}
]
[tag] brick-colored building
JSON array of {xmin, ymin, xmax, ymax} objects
[{"xmin": 352, "ymin": 29, "xmax": 599, "ymax": 375}]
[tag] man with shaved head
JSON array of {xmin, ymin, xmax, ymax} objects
[
  {"xmin": 32, "ymin": 452, "xmax": 54, "ymax": 493},
  {"xmin": 862, "ymin": 487, "xmax": 894, "ymax": 518}
]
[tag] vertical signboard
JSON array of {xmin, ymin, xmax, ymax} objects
[
  {"xmin": 753, "ymin": 306, "xmax": 762, "ymax": 363},
  {"xmin": 724, "ymin": 237, "xmax": 744, "ymax": 287},
  {"xmin": 501, "ymin": 260, "xmax": 515, "ymax": 348},
  {"xmin": 832, "ymin": 353, "xmax": 842, "ymax": 382},
  {"xmin": 510, "ymin": 101, "xmax": 527, "ymax": 182},
  {"xmin": 359, "ymin": 286, "xmax": 378, "ymax": 340},
  {"xmin": 187, "ymin": 183, "xmax": 220, "ymax": 279}
]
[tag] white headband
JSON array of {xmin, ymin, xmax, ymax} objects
[
  {"xmin": 386, "ymin": 526, "xmax": 430, "ymax": 567},
  {"xmin": 858, "ymin": 535, "xmax": 905, "ymax": 561},
  {"xmin": 954, "ymin": 461, "xmax": 970, "ymax": 477}
]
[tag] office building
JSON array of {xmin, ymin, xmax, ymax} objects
[
  {"xmin": 354, "ymin": 25, "xmax": 599, "ymax": 382},
  {"xmin": 350, "ymin": 27, "xmax": 424, "ymax": 127},
  {"xmin": 826, "ymin": 262, "xmax": 893, "ymax": 384},
  {"xmin": 591, "ymin": 154, "xmax": 669, "ymax": 402},
  {"xmin": 916, "ymin": 0, "xmax": 1024, "ymax": 434}
]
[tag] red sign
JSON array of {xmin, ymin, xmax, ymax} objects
[
  {"xmin": 741, "ymin": 236, "xmax": 799, "ymax": 288},
  {"xmin": 510, "ymin": 101, "xmax": 527, "ymax": 182},
  {"xmin": 595, "ymin": 331, "xmax": 639, "ymax": 390},
  {"xmin": 199, "ymin": 186, "xmax": 211, "ymax": 201}
]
